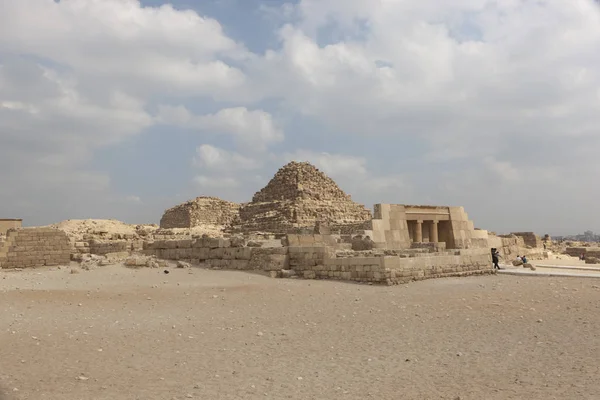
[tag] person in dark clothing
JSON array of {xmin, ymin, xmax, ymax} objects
[{"xmin": 491, "ymin": 248, "xmax": 501, "ymax": 270}]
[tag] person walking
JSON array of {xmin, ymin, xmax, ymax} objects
[{"xmin": 491, "ymin": 248, "xmax": 501, "ymax": 270}]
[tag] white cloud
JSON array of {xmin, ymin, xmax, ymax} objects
[
  {"xmin": 282, "ymin": 150, "xmax": 367, "ymax": 177},
  {"xmin": 0, "ymin": 0, "xmax": 249, "ymax": 224},
  {"xmin": 193, "ymin": 144, "xmax": 262, "ymax": 171},
  {"xmin": 124, "ymin": 195, "xmax": 142, "ymax": 204},
  {"xmin": 483, "ymin": 157, "xmax": 521, "ymax": 182},
  {"xmin": 157, "ymin": 106, "xmax": 284, "ymax": 150},
  {"xmin": 194, "ymin": 175, "xmax": 239, "ymax": 189},
  {"xmin": 3, "ymin": 0, "xmax": 600, "ymax": 233},
  {"xmin": 0, "ymin": 0, "xmax": 248, "ymax": 98}
]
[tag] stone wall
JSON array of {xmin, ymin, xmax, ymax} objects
[
  {"xmin": 141, "ymin": 238, "xmax": 289, "ymax": 272},
  {"xmin": 488, "ymin": 234, "xmax": 546, "ymax": 260},
  {"xmin": 140, "ymin": 234, "xmax": 493, "ymax": 285},
  {"xmin": 566, "ymin": 247, "xmax": 600, "ymax": 259},
  {"xmin": 0, "ymin": 228, "xmax": 71, "ymax": 269},
  {"xmin": 0, "ymin": 219, "xmax": 22, "ymax": 235},
  {"xmin": 511, "ymin": 232, "xmax": 543, "ymax": 248},
  {"xmin": 160, "ymin": 197, "xmax": 240, "ymax": 229}
]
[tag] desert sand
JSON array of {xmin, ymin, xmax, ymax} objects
[{"xmin": 1, "ymin": 265, "xmax": 599, "ymax": 400}]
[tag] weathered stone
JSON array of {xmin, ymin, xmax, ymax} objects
[
  {"xmin": 238, "ymin": 161, "xmax": 371, "ymax": 233},
  {"xmin": 160, "ymin": 197, "xmax": 240, "ymax": 229}
]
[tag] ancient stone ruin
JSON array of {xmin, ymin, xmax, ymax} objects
[
  {"xmin": 358, "ymin": 204, "xmax": 488, "ymax": 251},
  {"xmin": 160, "ymin": 196, "xmax": 240, "ymax": 229},
  {"xmin": 0, "ymin": 228, "xmax": 71, "ymax": 269},
  {"xmin": 1, "ymin": 160, "xmax": 554, "ymax": 285},
  {"xmin": 237, "ymin": 161, "xmax": 372, "ymax": 233},
  {"xmin": 0, "ymin": 218, "xmax": 22, "ymax": 235}
]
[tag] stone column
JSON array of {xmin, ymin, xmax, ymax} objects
[
  {"xmin": 415, "ymin": 220, "xmax": 423, "ymax": 242},
  {"xmin": 432, "ymin": 221, "xmax": 439, "ymax": 243}
]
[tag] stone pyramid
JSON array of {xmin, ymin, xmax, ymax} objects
[{"xmin": 238, "ymin": 161, "xmax": 372, "ymax": 233}]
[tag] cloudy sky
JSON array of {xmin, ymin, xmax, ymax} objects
[{"xmin": 1, "ymin": 0, "xmax": 600, "ymax": 235}]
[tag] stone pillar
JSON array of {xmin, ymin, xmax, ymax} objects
[
  {"xmin": 432, "ymin": 221, "xmax": 439, "ymax": 243},
  {"xmin": 415, "ymin": 220, "xmax": 423, "ymax": 242}
]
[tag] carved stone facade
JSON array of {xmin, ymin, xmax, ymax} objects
[
  {"xmin": 237, "ymin": 161, "xmax": 372, "ymax": 233},
  {"xmin": 160, "ymin": 197, "xmax": 240, "ymax": 229},
  {"xmin": 364, "ymin": 204, "xmax": 484, "ymax": 250}
]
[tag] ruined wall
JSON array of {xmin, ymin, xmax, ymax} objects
[
  {"xmin": 238, "ymin": 162, "xmax": 372, "ymax": 233},
  {"xmin": 160, "ymin": 197, "xmax": 240, "ymax": 229},
  {"xmin": 0, "ymin": 219, "xmax": 22, "ymax": 234},
  {"xmin": 140, "ymin": 234, "xmax": 493, "ymax": 285},
  {"xmin": 511, "ymin": 232, "xmax": 543, "ymax": 248},
  {"xmin": 488, "ymin": 234, "xmax": 546, "ymax": 260},
  {"xmin": 142, "ymin": 237, "xmax": 289, "ymax": 272},
  {"xmin": 0, "ymin": 228, "xmax": 71, "ymax": 269}
]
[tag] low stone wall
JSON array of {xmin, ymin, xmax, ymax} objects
[
  {"xmin": 140, "ymin": 234, "xmax": 493, "ymax": 285},
  {"xmin": 512, "ymin": 232, "xmax": 543, "ymax": 248},
  {"xmin": 142, "ymin": 238, "xmax": 289, "ymax": 272},
  {"xmin": 284, "ymin": 234, "xmax": 339, "ymax": 247},
  {"xmin": 0, "ymin": 228, "xmax": 71, "ymax": 269},
  {"xmin": 566, "ymin": 247, "xmax": 600, "ymax": 260},
  {"xmin": 290, "ymin": 246, "xmax": 492, "ymax": 284},
  {"xmin": 566, "ymin": 247, "xmax": 590, "ymax": 257},
  {"xmin": 489, "ymin": 235, "xmax": 545, "ymax": 260},
  {"xmin": 88, "ymin": 239, "xmax": 144, "ymax": 255}
]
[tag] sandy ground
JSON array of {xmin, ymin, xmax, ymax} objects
[{"xmin": 1, "ymin": 265, "xmax": 600, "ymax": 400}]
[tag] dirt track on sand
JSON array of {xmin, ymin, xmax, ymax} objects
[{"xmin": 1, "ymin": 265, "xmax": 599, "ymax": 400}]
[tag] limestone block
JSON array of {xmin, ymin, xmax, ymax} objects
[
  {"xmin": 286, "ymin": 235, "xmax": 301, "ymax": 247},
  {"xmin": 221, "ymin": 248, "xmax": 237, "ymax": 260},
  {"xmin": 229, "ymin": 260, "xmax": 250, "ymax": 269},
  {"xmin": 298, "ymin": 235, "xmax": 316, "ymax": 246},
  {"xmin": 207, "ymin": 238, "xmax": 230, "ymax": 248},
  {"xmin": 192, "ymin": 238, "xmax": 207, "ymax": 248},
  {"xmin": 230, "ymin": 237, "xmax": 245, "ymax": 248},
  {"xmin": 209, "ymin": 248, "xmax": 225, "ymax": 259},
  {"xmin": 248, "ymin": 248, "xmax": 289, "ymax": 271},
  {"xmin": 192, "ymin": 247, "xmax": 210, "ymax": 259},
  {"xmin": 175, "ymin": 239, "xmax": 193, "ymax": 249},
  {"xmin": 234, "ymin": 248, "xmax": 253, "ymax": 260}
]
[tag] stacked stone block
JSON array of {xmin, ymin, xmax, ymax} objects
[
  {"xmin": 511, "ymin": 232, "xmax": 543, "ymax": 248},
  {"xmin": 142, "ymin": 237, "xmax": 289, "ymax": 271},
  {"xmin": 89, "ymin": 240, "xmax": 130, "ymax": 255},
  {"xmin": 137, "ymin": 233, "xmax": 493, "ymax": 285},
  {"xmin": 0, "ymin": 228, "xmax": 71, "ymax": 269},
  {"xmin": 160, "ymin": 196, "xmax": 240, "ymax": 229},
  {"xmin": 238, "ymin": 161, "xmax": 371, "ymax": 233}
]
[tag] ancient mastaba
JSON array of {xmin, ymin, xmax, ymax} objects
[{"xmin": 238, "ymin": 161, "xmax": 372, "ymax": 233}]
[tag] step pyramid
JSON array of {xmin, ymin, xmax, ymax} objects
[{"xmin": 238, "ymin": 161, "xmax": 372, "ymax": 233}]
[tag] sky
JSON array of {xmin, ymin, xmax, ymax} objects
[{"xmin": 1, "ymin": 0, "xmax": 600, "ymax": 235}]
